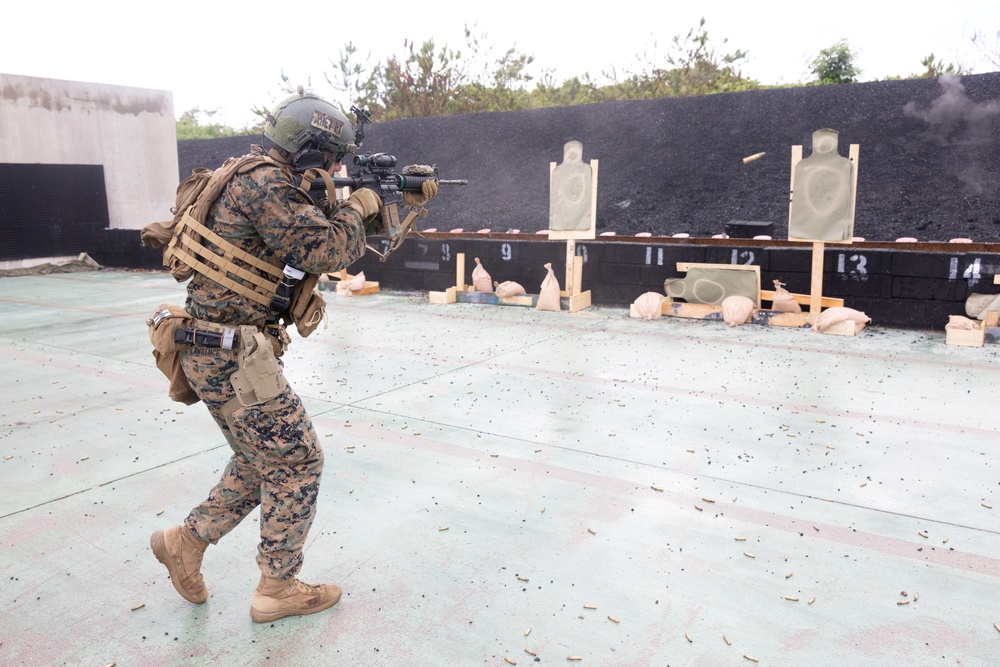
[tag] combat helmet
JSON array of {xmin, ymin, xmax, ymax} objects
[{"xmin": 263, "ymin": 89, "xmax": 358, "ymax": 171}]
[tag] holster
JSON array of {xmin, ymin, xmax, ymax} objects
[{"xmin": 230, "ymin": 326, "xmax": 287, "ymax": 407}]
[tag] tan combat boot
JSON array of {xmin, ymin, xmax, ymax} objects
[
  {"xmin": 150, "ymin": 525, "xmax": 209, "ymax": 604},
  {"xmin": 250, "ymin": 575, "xmax": 342, "ymax": 623}
]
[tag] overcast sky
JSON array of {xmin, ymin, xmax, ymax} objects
[{"xmin": 3, "ymin": 0, "xmax": 998, "ymax": 129}]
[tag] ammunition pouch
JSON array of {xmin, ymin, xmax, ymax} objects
[
  {"xmin": 289, "ymin": 273, "xmax": 327, "ymax": 337},
  {"xmin": 146, "ymin": 304, "xmax": 199, "ymax": 405}
]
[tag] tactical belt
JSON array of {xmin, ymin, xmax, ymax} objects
[
  {"xmin": 174, "ymin": 327, "xmax": 239, "ymax": 350},
  {"xmin": 174, "ymin": 324, "xmax": 287, "ymax": 351}
]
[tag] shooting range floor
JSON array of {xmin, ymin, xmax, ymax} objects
[{"xmin": 1, "ymin": 270, "xmax": 999, "ymax": 667}]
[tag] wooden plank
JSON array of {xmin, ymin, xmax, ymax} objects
[
  {"xmin": 676, "ymin": 262, "xmax": 760, "ymax": 277},
  {"xmin": 946, "ymin": 327, "xmax": 985, "ymax": 347},
  {"xmin": 568, "ymin": 290, "xmax": 591, "ymax": 313},
  {"xmin": 451, "ymin": 289, "xmax": 586, "ymax": 312},
  {"xmin": 564, "ymin": 240, "xmax": 577, "ymax": 296},
  {"xmin": 429, "ymin": 287, "xmax": 457, "ymax": 305},
  {"xmin": 336, "ymin": 281, "xmax": 380, "ymax": 296},
  {"xmin": 809, "ymin": 241, "xmax": 825, "ymax": 319},
  {"xmin": 994, "ymin": 274, "xmax": 999, "ymax": 285},
  {"xmin": 659, "ymin": 301, "xmax": 812, "ymax": 328},
  {"xmin": 751, "ymin": 311, "xmax": 811, "ymax": 328},
  {"xmin": 985, "ymin": 310, "xmax": 999, "ymax": 327},
  {"xmin": 456, "ymin": 253, "xmax": 466, "ymax": 291},
  {"xmin": 759, "ymin": 290, "xmax": 844, "ymax": 309},
  {"xmin": 848, "ymin": 143, "xmax": 860, "ymax": 241},
  {"xmin": 664, "ymin": 302, "xmax": 724, "ymax": 319},
  {"xmin": 822, "ymin": 319, "xmax": 865, "ymax": 336},
  {"xmin": 788, "ymin": 144, "xmax": 802, "ymax": 227},
  {"xmin": 572, "ymin": 254, "xmax": 583, "ymax": 295}
]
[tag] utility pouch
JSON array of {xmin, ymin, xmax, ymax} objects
[
  {"xmin": 288, "ymin": 273, "xmax": 327, "ymax": 337},
  {"xmin": 146, "ymin": 304, "xmax": 199, "ymax": 405},
  {"xmin": 231, "ymin": 326, "xmax": 287, "ymax": 407}
]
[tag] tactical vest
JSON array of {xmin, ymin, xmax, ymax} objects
[{"xmin": 142, "ymin": 154, "xmax": 286, "ymax": 307}]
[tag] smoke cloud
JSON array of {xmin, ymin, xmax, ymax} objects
[{"xmin": 903, "ymin": 74, "xmax": 1000, "ymax": 145}]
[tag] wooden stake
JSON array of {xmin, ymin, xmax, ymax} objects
[
  {"xmin": 810, "ymin": 241, "xmax": 825, "ymax": 323},
  {"xmin": 565, "ymin": 240, "xmax": 577, "ymax": 297}
]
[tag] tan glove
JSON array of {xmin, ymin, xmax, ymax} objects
[
  {"xmin": 402, "ymin": 179, "xmax": 438, "ymax": 207},
  {"xmin": 343, "ymin": 188, "xmax": 382, "ymax": 223},
  {"xmin": 402, "ymin": 164, "xmax": 439, "ymax": 207}
]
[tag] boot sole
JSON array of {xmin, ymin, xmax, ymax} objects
[
  {"xmin": 249, "ymin": 594, "xmax": 341, "ymax": 623},
  {"xmin": 150, "ymin": 530, "xmax": 208, "ymax": 605}
]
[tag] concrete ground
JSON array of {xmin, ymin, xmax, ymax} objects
[{"xmin": 1, "ymin": 269, "xmax": 998, "ymax": 667}]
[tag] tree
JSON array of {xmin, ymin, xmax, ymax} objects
[
  {"xmin": 971, "ymin": 29, "xmax": 1000, "ymax": 70},
  {"xmin": 325, "ymin": 43, "xmax": 383, "ymax": 115},
  {"xmin": 175, "ymin": 107, "xmax": 242, "ymax": 139},
  {"xmin": 604, "ymin": 18, "xmax": 758, "ymax": 99},
  {"xmin": 915, "ymin": 53, "xmax": 962, "ymax": 78},
  {"xmin": 460, "ymin": 25, "xmax": 535, "ymax": 112},
  {"xmin": 810, "ymin": 40, "xmax": 861, "ymax": 84}
]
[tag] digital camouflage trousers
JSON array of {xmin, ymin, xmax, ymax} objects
[{"xmin": 179, "ymin": 346, "xmax": 324, "ymax": 579}]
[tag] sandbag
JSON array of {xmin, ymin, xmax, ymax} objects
[
  {"xmin": 813, "ymin": 307, "xmax": 870, "ymax": 332},
  {"xmin": 771, "ymin": 280, "xmax": 801, "ymax": 313},
  {"xmin": 721, "ymin": 295, "xmax": 755, "ymax": 326},
  {"xmin": 494, "ymin": 280, "xmax": 526, "ymax": 298},
  {"xmin": 945, "ymin": 315, "xmax": 979, "ymax": 330},
  {"xmin": 472, "ymin": 257, "xmax": 492, "ymax": 292},
  {"xmin": 535, "ymin": 263, "xmax": 561, "ymax": 312},
  {"xmin": 345, "ymin": 271, "xmax": 366, "ymax": 295},
  {"xmin": 965, "ymin": 293, "xmax": 1000, "ymax": 319},
  {"xmin": 632, "ymin": 292, "xmax": 664, "ymax": 320}
]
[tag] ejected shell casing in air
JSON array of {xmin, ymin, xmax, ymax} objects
[{"xmin": 742, "ymin": 152, "xmax": 766, "ymax": 163}]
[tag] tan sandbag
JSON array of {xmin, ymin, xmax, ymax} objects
[
  {"xmin": 771, "ymin": 280, "xmax": 801, "ymax": 313},
  {"xmin": 945, "ymin": 315, "xmax": 979, "ymax": 330},
  {"xmin": 494, "ymin": 280, "xmax": 526, "ymax": 298},
  {"xmin": 345, "ymin": 271, "xmax": 366, "ymax": 295},
  {"xmin": 721, "ymin": 295, "xmax": 755, "ymax": 326},
  {"xmin": 813, "ymin": 306, "xmax": 871, "ymax": 332},
  {"xmin": 536, "ymin": 263, "xmax": 561, "ymax": 311},
  {"xmin": 472, "ymin": 257, "xmax": 492, "ymax": 292},
  {"xmin": 965, "ymin": 293, "xmax": 1000, "ymax": 319},
  {"xmin": 632, "ymin": 292, "xmax": 663, "ymax": 320}
]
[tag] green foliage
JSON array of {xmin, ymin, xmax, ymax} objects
[
  {"xmin": 597, "ymin": 18, "xmax": 758, "ymax": 101},
  {"xmin": 175, "ymin": 107, "xmax": 243, "ymax": 139},
  {"xmin": 265, "ymin": 19, "xmax": 757, "ymax": 121},
  {"xmin": 809, "ymin": 40, "xmax": 861, "ymax": 85},
  {"xmin": 916, "ymin": 53, "xmax": 962, "ymax": 78}
]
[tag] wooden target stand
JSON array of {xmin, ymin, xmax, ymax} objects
[
  {"xmin": 428, "ymin": 247, "xmax": 592, "ymax": 312},
  {"xmin": 428, "ymin": 152, "xmax": 595, "ymax": 312},
  {"xmin": 946, "ymin": 274, "xmax": 1000, "ymax": 347},
  {"xmin": 634, "ymin": 142, "xmax": 864, "ymax": 335}
]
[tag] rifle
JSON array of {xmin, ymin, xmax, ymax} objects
[
  {"xmin": 301, "ymin": 106, "xmax": 468, "ymax": 261},
  {"xmin": 303, "ymin": 154, "xmax": 467, "ymax": 261}
]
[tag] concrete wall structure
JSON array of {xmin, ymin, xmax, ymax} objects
[{"xmin": 0, "ymin": 74, "xmax": 177, "ymax": 231}]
